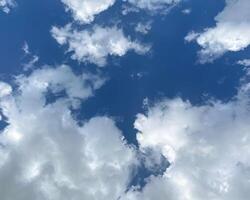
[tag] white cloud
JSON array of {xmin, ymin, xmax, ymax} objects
[
  {"xmin": 22, "ymin": 42, "xmax": 30, "ymax": 55},
  {"xmin": 182, "ymin": 8, "xmax": 191, "ymax": 15},
  {"xmin": 125, "ymin": 0, "xmax": 180, "ymax": 12},
  {"xmin": 61, "ymin": 0, "xmax": 115, "ymax": 24},
  {"xmin": 51, "ymin": 25, "xmax": 150, "ymax": 67},
  {"xmin": 121, "ymin": 80, "xmax": 250, "ymax": 200},
  {"xmin": 237, "ymin": 59, "xmax": 250, "ymax": 67},
  {"xmin": 1, "ymin": 56, "xmax": 250, "ymax": 200},
  {"xmin": 0, "ymin": 0, "xmax": 15, "ymax": 13},
  {"xmin": 21, "ymin": 42, "xmax": 39, "ymax": 71},
  {"xmin": 0, "ymin": 65, "xmax": 136, "ymax": 200},
  {"xmin": 135, "ymin": 22, "xmax": 152, "ymax": 35},
  {"xmin": 0, "ymin": 82, "xmax": 12, "ymax": 98},
  {"xmin": 186, "ymin": 0, "xmax": 250, "ymax": 63}
]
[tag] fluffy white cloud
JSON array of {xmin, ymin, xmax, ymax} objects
[
  {"xmin": 61, "ymin": 0, "xmax": 115, "ymax": 24},
  {"xmin": 0, "ymin": 0, "xmax": 15, "ymax": 13},
  {"xmin": 0, "ymin": 65, "xmax": 136, "ymax": 200},
  {"xmin": 126, "ymin": 0, "xmax": 180, "ymax": 11},
  {"xmin": 51, "ymin": 25, "xmax": 150, "ymax": 67},
  {"xmin": 121, "ymin": 81, "xmax": 250, "ymax": 200},
  {"xmin": 186, "ymin": 0, "xmax": 250, "ymax": 63}
]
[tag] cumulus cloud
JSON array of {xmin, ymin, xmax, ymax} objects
[
  {"xmin": 0, "ymin": 82, "xmax": 12, "ymax": 98},
  {"xmin": 125, "ymin": 0, "xmax": 180, "ymax": 12},
  {"xmin": 186, "ymin": 0, "xmax": 250, "ymax": 63},
  {"xmin": 61, "ymin": 0, "xmax": 115, "ymax": 24},
  {"xmin": 51, "ymin": 25, "xmax": 150, "ymax": 67},
  {"xmin": 0, "ymin": 0, "xmax": 15, "ymax": 13},
  {"xmin": 120, "ymin": 80, "xmax": 250, "ymax": 200},
  {"xmin": 1, "ymin": 54, "xmax": 250, "ymax": 200},
  {"xmin": 0, "ymin": 65, "xmax": 137, "ymax": 200}
]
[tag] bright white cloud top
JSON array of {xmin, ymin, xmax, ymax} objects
[
  {"xmin": 186, "ymin": 0, "xmax": 250, "ymax": 63},
  {"xmin": 61, "ymin": 0, "xmax": 115, "ymax": 23},
  {"xmin": 0, "ymin": 65, "xmax": 136, "ymax": 200},
  {"xmin": 52, "ymin": 25, "xmax": 150, "ymax": 67},
  {"xmin": 2, "ymin": 65, "xmax": 250, "ymax": 199},
  {"xmin": 0, "ymin": 0, "xmax": 15, "ymax": 13}
]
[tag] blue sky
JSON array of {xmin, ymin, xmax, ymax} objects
[{"xmin": 1, "ymin": 0, "xmax": 250, "ymax": 199}]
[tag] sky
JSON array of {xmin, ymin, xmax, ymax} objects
[{"xmin": 0, "ymin": 0, "xmax": 250, "ymax": 199}]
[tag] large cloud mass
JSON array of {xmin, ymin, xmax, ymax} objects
[
  {"xmin": 0, "ymin": 65, "xmax": 136, "ymax": 200},
  {"xmin": 51, "ymin": 25, "xmax": 150, "ymax": 67},
  {"xmin": 186, "ymin": 0, "xmax": 250, "ymax": 63},
  {"xmin": 61, "ymin": 0, "xmax": 116, "ymax": 24},
  {"xmin": 121, "ymin": 81, "xmax": 250, "ymax": 200}
]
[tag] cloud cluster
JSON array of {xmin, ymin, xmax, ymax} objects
[
  {"xmin": 120, "ymin": 81, "xmax": 250, "ymax": 200},
  {"xmin": 52, "ymin": 25, "xmax": 150, "ymax": 67},
  {"xmin": 0, "ymin": 0, "xmax": 15, "ymax": 13},
  {"xmin": 0, "ymin": 65, "xmax": 136, "ymax": 200},
  {"xmin": 61, "ymin": 0, "xmax": 115, "ymax": 24},
  {"xmin": 186, "ymin": 0, "xmax": 250, "ymax": 63}
]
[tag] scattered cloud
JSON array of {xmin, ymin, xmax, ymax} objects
[
  {"xmin": 125, "ymin": 0, "xmax": 180, "ymax": 12},
  {"xmin": 61, "ymin": 0, "xmax": 116, "ymax": 24},
  {"xmin": 0, "ymin": 65, "xmax": 136, "ymax": 200},
  {"xmin": 135, "ymin": 21, "xmax": 152, "ymax": 35},
  {"xmin": 237, "ymin": 59, "xmax": 250, "ymax": 67},
  {"xmin": 0, "ymin": 0, "xmax": 15, "ymax": 13},
  {"xmin": 22, "ymin": 42, "xmax": 30, "ymax": 55},
  {"xmin": 186, "ymin": 0, "xmax": 250, "ymax": 63},
  {"xmin": 51, "ymin": 24, "xmax": 150, "ymax": 67},
  {"xmin": 21, "ymin": 42, "xmax": 39, "ymax": 71}
]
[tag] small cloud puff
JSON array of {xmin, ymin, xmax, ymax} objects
[
  {"xmin": 126, "ymin": 0, "xmax": 181, "ymax": 12},
  {"xmin": 0, "ymin": 65, "xmax": 136, "ymax": 200},
  {"xmin": 186, "ymin": 0, "xmax": 250, "ymax": 63},
  {"xmin": 51, "ymin": 24, "xmax": 150, "ymax": 67},
  {"xmin": 61, "ymin": 0, "xmax": 115, "ymax": 24}
]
